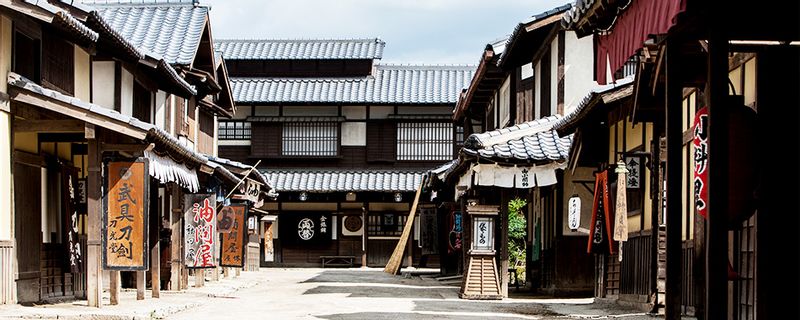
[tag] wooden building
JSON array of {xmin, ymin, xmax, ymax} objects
[
  {"xmin": 215, "ymin": 38, "xmax": 475, "ymax": 267},
  {"xmin": 0, "ymin": 0, "xmax": 269, "ymax": 307},
  {"xmin": 431, "ymin": 4, "xmax": 600, "ymax": 297},
  {"xmin": 562, "ymin": 0, "xmax": 800, "ymax": 319}
]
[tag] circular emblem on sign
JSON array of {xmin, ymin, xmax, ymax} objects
[
  {"xmin": 298, "ymin": 218, "xmax": 314, "ymax": 240},
  {"xmin": 344, "ymin": 216, "xmax": 363, "ymax": 232}
]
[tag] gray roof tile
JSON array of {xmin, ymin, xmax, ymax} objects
[
  {"xmin": 216, "ymin": 38, "xmax": 385, "ymax": 60},
  {"xmin": 462, "ymin": 116, "xmax": 572, "ymax": 162},
  {"xmin": 92, "ymin": 1, "xmax": 208, "ymax": 65},
  {"xmin": 232, "ymin": 64, "xmax": 475, "ymax": 104},
  {"xmin": 263, "ymin": 170, "xmax": 424, "ymax": 192}
]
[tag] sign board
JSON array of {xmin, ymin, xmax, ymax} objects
[
  {"xmin": 568, "ymin": 196, "xmax": 581, "ymax": 231},
  {"xmin": 76, "ymin": 178, "xmax": 87, "ymax": 204},
  {"xmin": 63, "ymin": 172, "xmax": 82, "ymax": 273},
  {"xmin": 341, "ymin": 215, "xmax": 363, "ymax": 236},
  {"xmin": 241, "ymin": 178, "xmax": 261, "ymax": 203},
  {"xmin": 280, "ymin": 213, "xmax": 331, "ymax": 245},
  {"xmin": 264, "ymin": 222, "xmax": 274, "ymax": 262},
  {"xmin": 587, "ymin": 170, "xmax": 613, "ymax": 255},
  {"xmin": 448, "ymin": 211, "xmax": 463, "ymax": 254},
  {"xmin": 103, "ymin": 159, "xmax": 149, "ymax": 270},
  {"xmin": 184, "ymin": 194, "xmax": 217, "ymax": 268},
  {"xmin": 472, "ymin": 217, "xmax": 494, "ymax": 253},
  {"xmin": 219, "ymin": 205, "xmax": 247, "ymax": 267},
  {"xmin": 420, "ymin": 208, "xmax": 438, "ymax": 255},
  {"xmin": 693, "ymin": 106, "xmax": 709, "ymax": 218},
  {"xmin": 624, "ymin": 157, "xmax": 641, "ymax": 189}
]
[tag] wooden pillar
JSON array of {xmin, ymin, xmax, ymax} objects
[
  {"xmin": 109, "ymin": 271, "xmax": 120, "ymax": 305},
  {"xmin": 361, "ymin": 206, "xmax": 368, "ymax": 268},
  {"xmin": 236, "ymin": 268, "xmax": 240, "ymax": 277},
  {"xmin": 499, "ymin": 191, "xmax": 509, "ymax": 297},
  {"xmin": 211, "ymin": 267, "xmax": 220, "ymax": 281},
  {"xmin": 170, "ymin": 187, "xmax": 182, "ymax": 290},
  {"xmin": 86, "ymin": 128, "xmax": 103, "ymax": 308},
  {"xmin": 406, "ymin": 225, "xmax": 413, "ymax": 268},
  {"xmin": 194, "ymin": 269, "xmax": 204, "ymax": 287},
  {"xmin": 136, "ymin": 271, "xmax": 145, "ymax": 300},
  {"xmin": 705, "ymin": 35, "xmax": 729, "ymax": 320},
  {"xmin": 650, "ymin": 122, "xmax": 663, "ymax": 309},
  {"xmin": 664, "ymin": 41, "xmax": 683, "ymax": 320},
  {"xmin": 151, "ymin": 243, "xmax": 160, "ymax": 298}
]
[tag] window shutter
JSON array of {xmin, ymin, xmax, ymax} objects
[{"xmin": 367, "ymin": 121, "xmax": 396, "ymax": 162}]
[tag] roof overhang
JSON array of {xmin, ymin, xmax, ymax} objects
[{"xmin": 453, "ymin": 48, "xmax": 506, "ymax": 123}]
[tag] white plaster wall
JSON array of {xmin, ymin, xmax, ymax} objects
[
  {"xmin": 397, "ymin": 106, "xmax": 452, "ymax": 115},
  {"xmin": 213, "ymin": 115, "xmax": 219, "ymax": 156},
  {"xmin": 155, "ymin": 91, "xmax": 167, "ymax": 129},
  {"xmin": 120, "ymin": 68, "xmax": 134, "ymax": 116},
  {"xmin": 521, "ymin": 62, "xmax": 533, "ymax": 80},
  {"xmin": 563, "ymin": 32, "xmax": 599, "ymax": 115},
  {"xmin": 341, "ymin": 122, "xmax": 366, "ymax": 146},
  {"xmin": 0, "ymin": 112, "xmax": 11, "ymax": 240},
  {"xmin": 0, "ymin": 16, "xmax": 12, "ymax": 240},
  {"xmin": 499, "ymin": 76, "xmax": 510, "ymax": 126},
  {"xmin": 91, "ymin": 61, "xmax": 115, "ymax": 109},
  {"xmin": 550, "ymin": 38, "xmax": 559, "ymax": 116},
  {"xmin": 232, "ymin": 106, "xmax": 251, "ymax": 119},
  {"xmin": 283, "ymin": 106, "xmax": 338, "ymax": 116},
  {"xmin": 254, "ymin": 105, "xmax": 279, "ymax": 116},
  {"xmin": 74, "ymin": 47, "xmax": 91, "ymax": 102},
  {"xmin": 342, "ymin": 106, "xmax": 366, "ymax": 120},
  {"xmin": 534, "ymin": 61, "xmax": 542, "ymax": 120},
  {"xmin": 369, "ymin": 106, "xmax": 394, "ymax": 119}
]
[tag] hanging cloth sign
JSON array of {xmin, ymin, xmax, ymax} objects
[
  {"xmin": 613, "ymin": 160, "xmax": 629, "ymax": 261},
  {"xmin": 587, "ymin": 170, "xmax": 614, "ymax": 255},
  {"xmin": 692, "ymin": 106, "xmax": 709, "ymax": 218},
  {"xmin": 184, "ymin": 194, "xmax": 217, "ymax": 268}
]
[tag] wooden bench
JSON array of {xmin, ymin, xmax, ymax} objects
[{"xmin": 320, "ymin": 255, "xmax": 356, "ymax": 268}]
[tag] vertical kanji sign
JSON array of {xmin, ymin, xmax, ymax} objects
[
  {"xmin": 184, "ymin": 194, "xmax": 217, "ymax": 268},
  {"xmin": 219, "ymin": 205, "xmax": 247, "ymax": 267},
  {"xmin": 693, "ymin": 106, "xmax": 709, "ymax": 218},
  {"xmin": 103, "ymin": 159, "xmax": 149, "ymax": 270},
  {"xmin": 63, "ymin": 171, "xmax": 82, "ymax": 273}
]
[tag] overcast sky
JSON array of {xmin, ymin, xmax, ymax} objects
[{"xmin": 204, "ymin": 0, "xmax": 571, "ymax": 65}]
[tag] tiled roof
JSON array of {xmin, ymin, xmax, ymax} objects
[
  {"xmin": 263, "ymin": 170, "xmax": 424, "ymax": 192},
  {"xmin": 497, "ymin": 3, "xmax": 571, "ymax": 68},
  {"xmin": 215, "ymin": 38, "xmax": 385, "ymax": 60},
  {"xmin": 91, "ymin": 0, "xmax": 208, "ymax": 65},
  {"xmin": 232, "ymin": 64, "xmax": 475, "ymax": 104},
  {"xmin": 553, "ymin": 76, "xmax": 634, "ymax": 135},
  {"xmin": 462, "ymin": 116, "xmax": 572, "ymax": 162}
]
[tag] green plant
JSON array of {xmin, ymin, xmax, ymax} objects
[{"xmin": 507, "ymin": 198, "xmax": 527, "ymax": 268}]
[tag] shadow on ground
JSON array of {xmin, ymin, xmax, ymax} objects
[
  {"xmin": 412, "ymin": 300, "xmax": 559, "ymax": 317},
  {"xmin": 303, "ymin": 285, "xmax": 456, "ymax": 299},
  {"xmin": 315, "ymin": 312, "xmax": 536, "ymax": 320},
  {"xmin": 301, "ymin": 269, "xmax": 434, "ymax": 285}
]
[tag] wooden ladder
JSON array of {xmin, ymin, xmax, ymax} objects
[{"xmin": 460, "ymin": 255, "xmax": 502, "ymax": 299}]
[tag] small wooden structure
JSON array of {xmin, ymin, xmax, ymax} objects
[{"xmin": 460, "ymin": 204, "xmax": 502, "ymax": 300}]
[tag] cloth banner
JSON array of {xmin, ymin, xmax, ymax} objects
[{"xmin": 587, "ymin": 170, "xmax": 614, "ymax": 255}]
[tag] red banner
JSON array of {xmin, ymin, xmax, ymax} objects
[
  {"xmin": 693, "ymin": 107, "xmax": 709, "ymax": 218},
  {"xmin": 587, "ymin": 170, "xmax": 614, "ymax": 254}
]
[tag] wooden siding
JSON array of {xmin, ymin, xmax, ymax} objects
[
  {"xmin": 250, "ymin": 123, "xmax": 281, "ymax": 157},
  {"xmin": 42, "ymin": 32, "xmax": 73, "ymax": 95},
  {"xmin": 13, "ymin": 157, "xmax": 42, "ymax": 303},
  {"xmin": 366, "ymin": 121, "xmax": 396, "ymax": 162},
  {"xmin": 197, "ymin": 110, "xmax": 215, "ymax": 155}
]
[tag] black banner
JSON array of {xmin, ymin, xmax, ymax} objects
[{"xmin": 280, "ymin": 212, "xmax": 332, "ymax": 246}]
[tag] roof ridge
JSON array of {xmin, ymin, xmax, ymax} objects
[
  {"xmin": 216, "ymin": 38, "xmax": 384, "ymax": 43},
  {"xmin": 375, "ymin": 63, "xmax": 477, "ymax": 69},
  {"xmin": 82, "ymin": 0, "xmax": 201, "ymax": 6}
]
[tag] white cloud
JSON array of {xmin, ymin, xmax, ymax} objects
[{"xmin": 206, "ymin": 0, "xmax": 570, "ymax": 64}]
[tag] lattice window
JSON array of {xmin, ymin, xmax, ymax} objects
[
  {"xmin": 281, "ymin": 122, "xmax": 339, "ymax": 156},
  {"xmin": 218, "ymin": 121, "xmax": 251, "ymax": 140},
  {"xmin": 367, "ymin": 213, "xmax": 407, "ymax": 237},
  {"xmin": 396, "ymin": 122, "xmax": 453, "ymax": 161}
]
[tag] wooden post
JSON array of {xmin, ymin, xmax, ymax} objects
[
  {"xmin": 151, "ymin": 242, "xmax": 160, "ymax": 298},
  {"xmin": 705, "ymin": 35, "xmax": 729, "ymax": 320},
  {"xmin": 664, "ymin": 40, "xmax": 683, "ymax": 320},
  {"xmin": 170, "ymin": 187, "xmax": 182, "ymax": 291},
  {"xmin": 500, "ymin": 190, "xmax": 509, "ymax": 297},
  {"xmin": 195, "ymin": 269, "xmax": 204, "ymax": 287},
  {"xmin": 223, "ymin": 267, "xmax": 228, "ymax": 278},
  {"xmin": 236, "ymin": 268, "xmax": 240, "ymax": 277},
  {"xmin": 86, "ymin": 130, "xmax": 103, "ymax": 308},
  {"xmin": 361, "ymin": 206, "xmax": 368, "ymax": 268},
  {"xmin": 406, "ymin": 228, "xmax": 413, "ymax": 268},
  {"xmin": 650, "ymin": 122, "xmax": 663, "ymax": 310},
  {"xmin": 136, "ymin": 271, "xmax": 145, "ymax": 300},
  {"xmin": 109, "ymin": 271, "xmax": 120, "ymax": 305}
]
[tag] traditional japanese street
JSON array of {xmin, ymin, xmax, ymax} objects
[
  {"xmin": 1, "ymin": 268, "xmax": 675, "ymax": 319},
  {"xmin": 0, "ymin": 0, "xmax": 797, "ymax": 319}
]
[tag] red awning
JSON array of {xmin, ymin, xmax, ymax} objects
[{"xmin": 596, "ymin": 0, "xmax": 686, "ymax": 84}]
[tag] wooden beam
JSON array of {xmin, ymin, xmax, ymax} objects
[
  {"xmin": 86, "ymin": 129, "xmax": 102, "ymax": 308},
  {"xmin": 14, "ymin": 120, "xmax": 84, "ymax": 132},
  {"xmin": 8, "ymin": 85, "xmax": 147, "ymax": 140},
  {"xmin": 136, "ymin": 271, "xmax": 145, "ymax": 300}
]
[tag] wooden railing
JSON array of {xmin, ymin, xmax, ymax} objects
[{"xmin": 619, "ymin": 234, "xmax": 653, "ymax": 297}]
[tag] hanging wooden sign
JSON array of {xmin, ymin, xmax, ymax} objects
[
  {"xmin": 184, "ymin": 194, "xmax": 217, "ymax": 268},
  {"xmin": 568, "ymin": 195, "xmax": 581, "ymax": 231},
  {"xmin": 587, "ymin": 170, "xmax": 613, "ymax": 255},
  {"xmin": 63, "ymin": 171, "xmax": 82, "ymax": 273},
  {"xmin": 219, "ymin": 205, "xmax": 247, "ymax": 267},
  {"xmin": 103, "ymin": 159, "xmax": 149, "ymax": 270}
]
